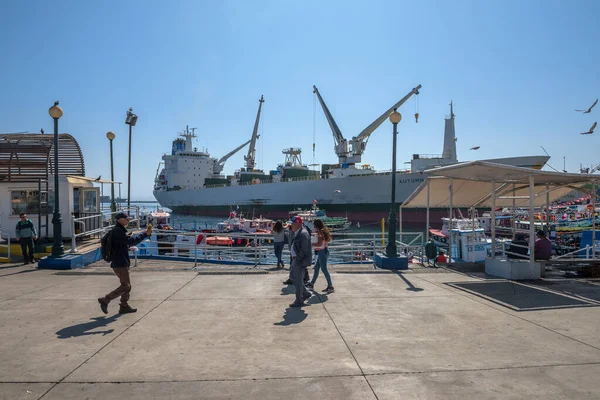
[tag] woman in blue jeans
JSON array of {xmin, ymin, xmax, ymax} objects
[
  {"xmin": 272, "ymin": 220, "xmax": 286, "ymax": 268},
  {"xmin": 306, "ymin": 219, "xmax": 334, "ymax": 293}
]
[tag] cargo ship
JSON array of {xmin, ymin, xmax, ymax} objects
[{"xmin": 153, "ymin": 88, "xmax": 549, "ymax": 223}]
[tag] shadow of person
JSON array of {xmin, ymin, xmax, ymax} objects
[
  {"xmin": 309, "ymin": 292, "xmax": 329, "ymax": 304},
  {"xmin": 56, "ymin": 315, "xmax": 122, "ymax": 339},
  {"xmin": 280, "ymin": 285, "xmax": 296, "ymax": 296},
  {"xmin": 273, "ymin": 307, "xmax": 308, "ymax": 326}
]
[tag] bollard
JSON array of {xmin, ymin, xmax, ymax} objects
[{"xmin": 586, "ymin": 245, "xmax": 590, "ymax": 259}]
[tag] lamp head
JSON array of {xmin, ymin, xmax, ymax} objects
[
  {"xmin": 125, "ymin": 108, "xmax": 138, "ymax": 126},
  {"xmin": 48, "ymin": 101, "xmax": 63, "ymax": 119},
  {"xmin": 106, "ymin": 131, "xmax": 115, "ymax": 141},
  {"xmin": 389, "ymin": 108, "xmax": 402, "ymax": 124}
]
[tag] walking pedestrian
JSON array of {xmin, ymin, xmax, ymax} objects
[
  {"xmin": 98, "ymin": 212, "xmax": 152, "ymax": 314},
  {"xmin": 306, "ymin": 219, "xmax": 334, "ymax": 293},
  {"xmin": 272, "ymin": 220, "xmax": 286, "ymax": 268},
  {"xmin": 15, "ymin": 213, "xmax": 37, "ymax": 264},
  {"xmin": 288, "ymin": 216, "xmax": 312, "ymax": 307},
  {"xmin": 282, "ymin": 220, "xmax": 310, "ymax": 285}
]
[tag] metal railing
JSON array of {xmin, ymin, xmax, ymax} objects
[
  {"xmin": 127, "ymin": 230, "xmax": 424, "ymax": 267},
  {"xmin": 70, "ymin": 207, "xmax": 140, "ymax": 253},
  {"xmin": 0, "ymin": 232, "xmax": 11, "ymax": 260}
]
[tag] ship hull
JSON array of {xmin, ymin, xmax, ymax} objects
[{"xmin": 154, "ymin": 155, "xmax": 550, "ymax": 224}]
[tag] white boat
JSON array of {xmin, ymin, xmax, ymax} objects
[
  {"xmin": 215, "ymin": 212, "xmax": 274, "ymax": 234},
  {"xmin": 430, "ymin": 217, "xmax": 509, "ymax": 262}
]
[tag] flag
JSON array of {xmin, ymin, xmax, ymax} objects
[{"xmin": 313, "ymin": 199, "xmax": 318, "ymax": 204}]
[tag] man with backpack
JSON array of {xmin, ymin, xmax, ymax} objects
[
  {"xmin": 98, "ymin": 212, "xmax": 152, "ymax": 314},
  {"xmin": 15, "ymin": 213, "xmax": 37, "ymax": 264}
]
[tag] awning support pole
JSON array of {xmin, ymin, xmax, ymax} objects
[
  {"xmin": 449, "ymin": 178, "xmax": 453, "ymax": 263},
  {"xmin": 471, "ymin": 206, "xmax": 475, "ymax": 262},
  {"xmin": 593, "ymin": 181, "xmax": 597, "ymax": 258},
  {"xmin": 426, "ymin": 180, "xmax": 430, "ymax": 242},
  {"xmin": 491, "ymin": 181, "xmax": 496, "ymax": 259},
  {"xmin": 529, "ymin": 175, "xmax": 535, "ymax": 279}
]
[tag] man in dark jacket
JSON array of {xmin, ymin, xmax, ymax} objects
[
  {"xmin": 289, "ymin": 216, "xmax": 313, "ymax": 307},
  {"xmin": 98, "ymin": 212, "xmax": 152, "ymax": 314},
  {"xmin": 283, "ymin": 223, "xmax": 311, "ymax": 285},
  {"xmin": 15, "ymin": 213, "xmax": 38, "ymax": 264}
]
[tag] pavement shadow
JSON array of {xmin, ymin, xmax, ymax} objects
[
  {"xmin": 0, "ymin": 269, "xmax": 39, "ymax": 278},
  {"xmin": 396, "ymin": 272, "xmax": 424, "ymax": 292},
  {"xmin": 312, "ymin": 292, "xmax": 329, "ymax": 304},
  {"xmin": 280, "ymin": 284, "xmax": 295, "ymax": 296},
  {"xmin": 56, "ymin": 315, "xmax": 122, "ymax": 339},
  {"xmin": 447, "ymin": 281, "xmax": 599, "ymax": 312},
  {"xmin": 273, "ymin": 307, "xmax": 308, "ymax": 326}
]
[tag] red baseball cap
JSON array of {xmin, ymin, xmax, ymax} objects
[{"xmin": 289, "ymin": 216, "xmax": 303, "ymax": 224}]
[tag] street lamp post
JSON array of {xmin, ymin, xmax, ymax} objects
[
  {"xmin": 106, "ymin": 131, "xmax": 116, "ymax": 213},
  {"xmin": 49, "ymin": 101, "xmax": 65, "ymax": 257},
  {"xmin": 385, "ymin": 108, "xmax": 402, "ymax": 258},
  {"xmin": 125, "ymin": 107, "xmax": 138, "ymax": 212}
]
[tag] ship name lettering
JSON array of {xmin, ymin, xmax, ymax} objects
[{"xmin": 398, "ymin": 178, "xmax": 425, "ymax": 184}]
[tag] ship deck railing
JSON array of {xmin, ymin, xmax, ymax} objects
[{"xmin": 127, "ymin": 229, "xmax": 425, "ymax": 267}]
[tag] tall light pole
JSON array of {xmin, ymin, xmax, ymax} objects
[
  {"xmin": 49, "ymin": 101, "xmax": 65, "ymax": 257},
  {"xmin": 106, "ymin": 131, "xmax": 116, "ymax": 213},
  {"xmin": 125, "ymin": 107, "xmax": 138, "ymax": 212},
  {"xmin": 386, "ymin": 108, "xmax": 402, "ymax": 258}
]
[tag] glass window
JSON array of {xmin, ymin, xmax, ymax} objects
[
  {"xmin": 82, "ymin": 190, "xmax": 98, "ymax": 212},
  {"xmin": 11, "ymin": 190, "xmax": 55, "ymax": 216}
]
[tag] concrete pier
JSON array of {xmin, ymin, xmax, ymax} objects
[{"xmin": 1, "ymin": 259, "xmax": 599, "ymax": 399}]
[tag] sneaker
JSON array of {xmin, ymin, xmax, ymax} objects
[
  {"xmin": 289, "ymin": 301, "xmax": 306, "ymax": 308},
  {"xmin": 30, "ymin": 258, "xmax": 37, "ymax": 263},
  {"xmin": 24, "ymin": 261, "xmax": 30, "ymax": 265},
  {"xmin": 303, "ymin": 292, "xmax": 312, "ymax": 301},
  {"xmin": 282, "ymin": 279, "xmax": 293, "ymax": 285},
  {"xmin": 322, "ymin": 286, "xmax": 335, "ymax": 293},
  {"xmin": 119, "ymin": 305, "xmax": 137, "ymax": 314},
  {"xmin": 305, "ymin": 282, "xmax": 314, "ymax": 289},
  {"xmin": 98, "ymin": 298, "xmax": 108, "ymax": 314}
]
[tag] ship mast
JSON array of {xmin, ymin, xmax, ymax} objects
[{"xmin": 244, "ymin": 95, "xmax": 264, "ymax": 171}]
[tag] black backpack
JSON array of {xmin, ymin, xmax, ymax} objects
[{"xmin": 101, "ymin": 229, "xmax": 113, "ymax": 262}]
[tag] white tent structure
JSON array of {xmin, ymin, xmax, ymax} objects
[{"xmin": 401, "ymin": 161, "xmax": 599, "ymax": 279}]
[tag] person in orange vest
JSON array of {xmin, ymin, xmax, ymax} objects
[{"xmin": 436, "ymin": 251, "xmax": 447, "ymax": 264}]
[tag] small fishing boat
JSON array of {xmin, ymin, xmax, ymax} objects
[{"xmin": 288, "ymin": 204, "xmax": 351, "ymax": 231}]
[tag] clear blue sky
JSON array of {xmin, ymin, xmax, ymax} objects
[{"xmin": 1, "ymin": 0, "xmax": 599, "ymax": 200}]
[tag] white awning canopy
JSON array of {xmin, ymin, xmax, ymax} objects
[{"xmin": 402, "ymin": 161, "xmax": 599, "ymax": 209}]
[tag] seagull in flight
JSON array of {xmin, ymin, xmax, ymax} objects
[
  {"xmin": 470, "ymin": 146, "xmax": 480, "ymax": 150},
  {"xmin": 580, "ymin": 122, "xmax": 597, "ymax": 135},
  {"xmin": 575, "ymin": 99, "xmax": 598, "ymax": 114}
]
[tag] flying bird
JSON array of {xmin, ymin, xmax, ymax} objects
[
  {"xmin": 470, "ymin": 146, "xmax": 480, "ymax": 150},
  {"xmin": 575, "ymin": 99, "xmax": 598, "ymax": 114},
  {"xmin": 580, "ymin": 122, "xmax": 597, "ymax": 135},
  {"xmin": 333, "ymin": 189, "xmax": 341, "ymax": 193}
]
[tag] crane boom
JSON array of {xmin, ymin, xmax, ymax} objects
[
  {"xmin": 218, "ymin": 138, "xmax": 252, "ymax": 165},
  {"xmin": 354, "ymin": 84, "xmax": 421, "ymax": 143},
  {"xmin": 313, "ymin": 86, "xmax": 346, "ymax": 146},
  {"xmin": 245, "ymin": 95, "xmax": 264, "ymax": 170}
]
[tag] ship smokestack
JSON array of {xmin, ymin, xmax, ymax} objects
[{"xmin": 442, "ymin": 101, "xmax": 457, "ymax": 161}]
